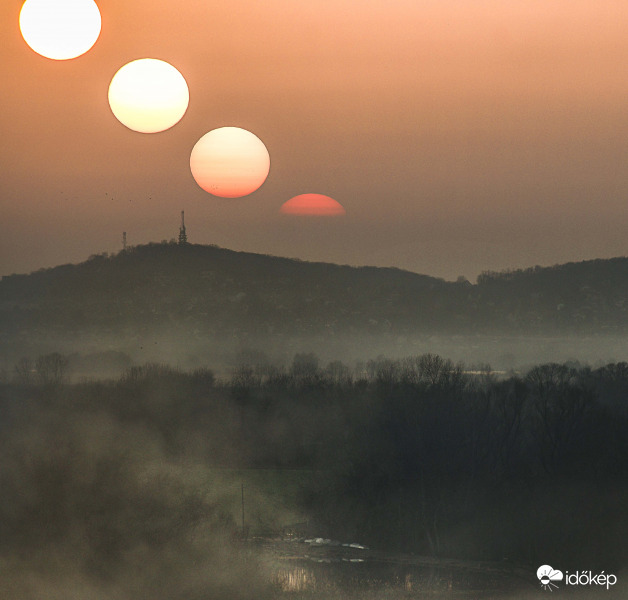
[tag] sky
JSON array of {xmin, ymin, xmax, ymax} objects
[{"xmin": 2, "ymin": 0, "xmax": 628, "ymax": 281}]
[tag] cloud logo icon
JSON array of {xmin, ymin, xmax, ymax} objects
[{"xmin": 537, "ymin": 565, "xmax": 564, "ymax": 590}]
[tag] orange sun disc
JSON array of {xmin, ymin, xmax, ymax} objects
[
  {"xmin": 190, "ymin": 127, "xmax": 270, "ymax": 198},
  {"xmin": 280, "ymin": 194, "xmax": 346, "ymax": 216}
]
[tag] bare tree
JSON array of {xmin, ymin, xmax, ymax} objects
[
  {"xmin": 35, "ymin": 353, "xmax": 70, "ymax": 386},
  {"xmin": 526, "ymin": 364, "xmax": 592, "ymax": 475},
  {"xmin": 14, "ymin": 357, "xmax": 34, "ymax": 384}
]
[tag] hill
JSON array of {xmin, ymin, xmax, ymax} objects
[
  {"xmin": 1, "ymin": 243, "xmax": 627, "ymax": 368},
  {"xmin": 0, "ymin": 242, "xmax": 457, "ymax": 338},
  {"xmin": 473, "ymin": 257, "xmax": 628, "ymax": 333}
]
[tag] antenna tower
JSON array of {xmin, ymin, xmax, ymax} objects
[
  {"xmin": 178, "ymin": 211, "xmax": 188, "ymax": 244},
  {"xmin": 122, "ymin": 231, "xmax": 127, "ymax": 251}
]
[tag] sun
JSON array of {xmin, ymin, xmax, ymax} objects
[
  {"xmin": 108, "ymin": 59, "xmax": 190, "ymax": 134},
  {"xmin": 280, "ymin": 194, "xmax": 346, "ymax": 216},
  {"xmin": 190, "ymin": 127, "xmax": 271, "ymax": 198},
  {"xmin": 19, "ymin": 0, "xmax": 101, "ymax": 60}
]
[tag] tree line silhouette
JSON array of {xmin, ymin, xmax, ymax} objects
[
  {"xmin": 2, "ymin": 244, "xmax": 628, "ymax": 341},
  {"xmin": 2, "ymin": 352, "xmax": 627, "ymax": 579}
]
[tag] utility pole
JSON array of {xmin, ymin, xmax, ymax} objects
[{"xmin": 241, "ymin": 483, "xmax": 245, "ymax": 535}]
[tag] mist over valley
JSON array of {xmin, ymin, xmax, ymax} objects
[
  {"xmin": 1, "ymin": 245, "xmax": 627, "ymax": 599},
  {"xmin": 2, "ymin": 243, "xmax": 627, "ymax": 377}
]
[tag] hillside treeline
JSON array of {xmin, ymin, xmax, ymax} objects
[
  {"xmin": 1, "ymin": 353, "xmax": 627, "ymax": 589},
  {"xmin": 2, "ymin": 244, "xmax": 628, "ymax": 343}
]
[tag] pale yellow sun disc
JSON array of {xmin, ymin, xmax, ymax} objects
[
  {"xmin": 190, "ymin": 127, "xmax": 270, "ymax": 198},
  {"xmin": 19, "ymin": 0, "xmax": 101, "ymax": 60},
  {"xmin": 108, "ymin": 59, "xmax": 190, "ymax": 133}
]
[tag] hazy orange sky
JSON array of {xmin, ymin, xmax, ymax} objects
[{"xmin": 2, "ymin": 0, "xmax": 628, "ymax": 280}]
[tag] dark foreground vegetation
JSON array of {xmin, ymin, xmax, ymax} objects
[{"xmin": 1, "ymin": 352, "xmax": 627, "ymax": 598}]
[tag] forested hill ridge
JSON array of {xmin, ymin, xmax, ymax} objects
[{"xmin": 1, "ymin": 243, "xmax": 627, "ymax": 339}]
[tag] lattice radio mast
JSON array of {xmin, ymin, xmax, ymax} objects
[{"xmin": 178, "ymin": 211, "xmax": 188, "ymax": 244}]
